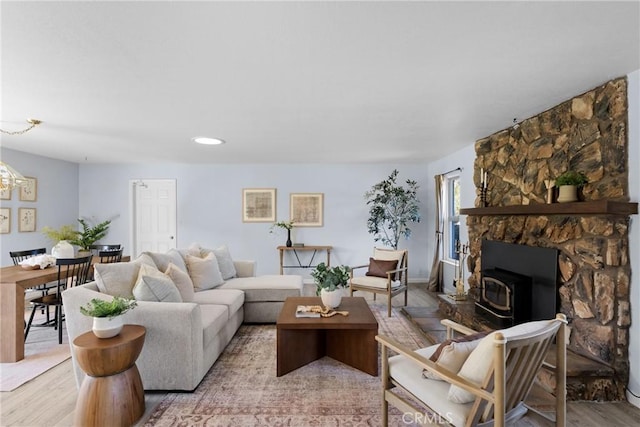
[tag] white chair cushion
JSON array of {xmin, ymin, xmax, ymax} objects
[
  {"xmin": 448, "ymin": 319, "xmax": 556, "ymax": 403},
  {"xmin": 389, "ymin": 346, "xmax": 472, "ymax": 427},
  {"xmin": 422, "ymin": 332, "xmax": 488, "ymax": 380},
  {"xmin": 350, "ymin": 276, "xmax": 402, "ymax": 290}
]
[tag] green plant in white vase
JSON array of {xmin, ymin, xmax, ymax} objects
[
  {"xmin": 80, "ymin": 297, "xmax": 137, "ymax": 338},
  {"xmin": 42, "ymin": 224, "xmax": 80, "ymax": 258},
  {"xmin": 311, "ymin": 262, "xmax": 351, "ymax": 309}
]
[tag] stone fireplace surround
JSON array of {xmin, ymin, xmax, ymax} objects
[{"xmin": 460, "ymin": 76, "xmax": 637, "ymax": 400}]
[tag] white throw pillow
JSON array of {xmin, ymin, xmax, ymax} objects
[
  {"xmin": 143, "ymin": 249, "xmax": 187, "ymax": 272},
  {"xmin": 94, "ymin": 262, "xmax": 141, "ymax": 298},
  {"xmin": 422, "ymin": 331, "xmax": 488, "ymax": 380},
  {"xmin": 186, "ymin": 252, "xmax": 224, "ymax": 291},
  {"xmin": 132, "ymin": 264, "xmax": 182, "ymax": 302},
  {"xmin": 165, "ymin": 262, "xmax": 195, "ymax": 302},
  {"xmin": 448, "ymin": 320, "xmax": 555, "ymax": 403},
  {"xmin": 202, "ymin": 245, "xmax": 237, "ymax": 280}
]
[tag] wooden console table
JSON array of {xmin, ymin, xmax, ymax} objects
[
  {"xmin": 73, "ymin": 325, "xmax": 146, "ymax": 427},
  {"xmin": 277, "ymin": 245, "xmax": 332, "ymax": 275}
]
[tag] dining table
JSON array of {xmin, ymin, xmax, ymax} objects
[{"xmin": 0, "ymin": 255, "xmax": 130, "ymax": 362}]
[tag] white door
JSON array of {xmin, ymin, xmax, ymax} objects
[{"xmin": 130, "ymin": 179, "xmax": 177, "ymax": 256}]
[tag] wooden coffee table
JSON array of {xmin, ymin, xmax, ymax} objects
[{"xmin": 276, "ymin": 296, "xmax": 378, "ymax": 376}]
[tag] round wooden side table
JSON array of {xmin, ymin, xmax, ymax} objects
[{"xmin": 73, "ymin": 324, "xmax": 146, "ymax": 427}]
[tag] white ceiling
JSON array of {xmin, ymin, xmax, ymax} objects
[{"xmin": 1, "ymin": 1, "xmax": 639, "ymax": 164}]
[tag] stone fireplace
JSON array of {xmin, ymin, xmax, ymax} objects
[{"xmin": 462, "ymin": 76, "xmax": 637, "ymax": 400}]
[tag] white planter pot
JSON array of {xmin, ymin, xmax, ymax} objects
[
  {"xmin": 92, "ymin": 316, "xmax": 123, "ymax": 339},
  {"xmin": 320, "ymin": 288, "xmax": 343, "ymax": 309},
  {"xmin": 557, "ymin": 185, "xmax": 578, "ymax": 203},
  {"xmin": 52, "ymin": 240, "xmax": 75, "ymax": 258}
]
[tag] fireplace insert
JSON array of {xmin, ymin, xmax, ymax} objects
[{"xmin": 475, "ymin": 268, "xmax": 532, "ymax": 327}]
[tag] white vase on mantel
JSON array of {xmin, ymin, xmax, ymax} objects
[
  {"xmin": 52, "ymin": 240, "xmax": 75, "ymax": 258},
  {"xmin": 92, "ymin": 316, "xmax": 123, "ymax": 339},
  {"xmin": 320, "ymin": 288, "xmax": 343, "ymax": 309}
]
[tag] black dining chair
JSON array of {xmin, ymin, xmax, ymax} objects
[
  {"xmin": 98, "ymin": 248, "xmax": 123, "ymax": 264},
  {"xmin": 89, "ymin": 244, "xmax": 121, "ymax": 256},
  {"xmin": 10, "ymin": 248, "xmax": 56, "ymax": 322},
  {"xmin": 24, "ymin": 255, "xmax": 93, "ymax": 344}
]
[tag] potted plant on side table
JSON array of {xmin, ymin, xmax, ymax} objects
[
  {"xmin": 80, "ymin": 297, "xmax": 137, "ymax": 338},
  {"xmin": 311, "ymin": 262, "xmax": 351, "ymax": 309},
  {"xmin": 270, "ymin": 220, "xmax": 295, "ymax": 247}
]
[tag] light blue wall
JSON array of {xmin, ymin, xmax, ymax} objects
[
  {"xmin": 0, "ymin": 148, "xmax": 79, "ymax": 266},
  {"xmin": 78, "ymin": 163, "xmax": 431, "ymax": 279}
]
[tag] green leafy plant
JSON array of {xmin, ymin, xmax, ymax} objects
[
  {"xmin": 41, "ymin": 225, "xmax": 80, "ymax": 242},
  {"xmin": 555, "ymin": 170, "xmax": 588, "ymax": 187},
  {"xmin": 80, "ymin": 297, "xmax": 137, "ymax": 318},
  {"xmin": 69, "ymin": 218, "xmax": 111, "ymax": 250},
  {"xmin": 269, "ymin": 220, "xmax": 295, "ymax": 233},
  {"xmin": 364, "ymin": 169, "xmax": 421, "ymax": 249},
  {"xmin": 311, "ymin": 262, "xmax": 351, "ymax": 295}
]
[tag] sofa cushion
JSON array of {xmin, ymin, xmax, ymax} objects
[
  {"xmin": 133, "ymin": 264, "xmax": 182, "ymax": 303},
  {"xmin": 94, "ymin": 261, "xmax": 141, "ymax": 298},
  {"xmin": 143, "ymin": 249, "xmax": 187, "ymax": 272},
  {"xmin": 422, "ymin": 331, "xmax": 489, "ymax": 380},
  {"xmin": 192, "ymin": 289, "xmax": 244, "ymax": 318},
  {"xmin": 202, "ymin": 245, "xmax": 237, "ymax": 280},
  {"xmin": 199, "ymin": 304, "xmax": 230, "ymax": 349},
  {"xmin": 165, "ymin": 262, "xmax": 195, "ymax": 302},
  {"xmin": 448, "ymin": 319, "xmax": 556, "ymax": 403},
  {"xmin": 365, "ymin": 257, "xmax": 398, "ymax": 278},
  {"xmin": 186, "ymin": 252, "xmax": 224, "ymax": 291},
  {"xmin": 219, "ymin": 275, "xmax": 302, "ymax": 302},
  {"xmin": 350, "ymin": 276, "xmax": 403, "ymax": 290}
]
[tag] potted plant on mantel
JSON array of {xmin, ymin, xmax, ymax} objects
[
  {"xmin": 555, "ymin": 170, "xmax": 588, "ymax": 203},
  {"xmin": 311, "ymin": 262, "xmax": 351, "ymax": 309},
  {"xmin": 80, "ymin": 297, "xmax": 137, "ymax": 338}
]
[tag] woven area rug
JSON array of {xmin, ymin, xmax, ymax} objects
[
  {"xmin": 144, "ymin": 303, "xmax": 430, "ymax": 426},
  {"xmin": 0, "ymin": 307, "xmax": 70, "ymax": 392}
]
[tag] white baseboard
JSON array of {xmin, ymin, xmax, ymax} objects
[{"xmin": 627, "ymin": 389, "xmax": 640, "ymax": 409}]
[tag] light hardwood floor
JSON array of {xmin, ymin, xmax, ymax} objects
[{"xmin": 1, "ymin": 283, "xmax": 639, "ymax": 426}]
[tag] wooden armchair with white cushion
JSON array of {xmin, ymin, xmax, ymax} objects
[
  {"xmin": 349, "ymin": 247, "xmax": 408, "ymax": 317},
  {"xmin": 376, "ymin": 314, "xmax": 567, "ymax": 427}
]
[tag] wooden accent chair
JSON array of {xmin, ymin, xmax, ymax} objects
[
  {"xmin": 376, "ymin": 314, "xmax": 567, "ymax": 427},
  {"xmin": 349, "ymin": 247, "xmax": 408, "ymax": 317}
]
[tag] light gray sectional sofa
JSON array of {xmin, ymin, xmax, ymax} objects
[{"xmin": 62, "ymin": 245, "xmax": 303, "ymax": 391}]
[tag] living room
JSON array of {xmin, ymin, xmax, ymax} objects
[{"xmin": 1, "ymin": 1, "xmax": 639, "ymax": 425}]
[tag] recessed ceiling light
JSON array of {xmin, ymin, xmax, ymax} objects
[{"xmin": 192, "ymin": 136, "xmax": 225, "ymax": 145}]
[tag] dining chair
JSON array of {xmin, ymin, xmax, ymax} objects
[
  {"xmin": 98, "ymin": 248, "xmax": 123, "ymax": 264},
  {"xmin": 89, "ymin": 244, "xmax": 121, "ymax": 256},
  {"xmin": 10, "ymin": 248, "xmax": 56, "ymax": 322},
  {"xmin": 24, "ymin": 255, "xmax": 93, "ymax": 344}
]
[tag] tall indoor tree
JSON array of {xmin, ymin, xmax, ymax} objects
[{"xmin": 364, "ymin": 169, "xmax": 421, "ymax": 249}]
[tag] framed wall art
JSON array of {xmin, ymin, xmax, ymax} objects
[
  {"xmin": 18, "ymin": 207, "xmax": 36, "ymax": 232},
  {"xmin": 19, "ymin": 177, "xmax": 37, "ymax": 202},
  {"xmin": 290, "ymin": 193, "xmax": 324, "ymax": 227},
  {"xmin": 242, "ymin": 188, "xmax": 276, "ymax": 223},
  {"xmin": 0, "ymin": 208, "xmax": 10, "ymax": 234},
  {"xmin": 0, "ymin": 187, "xmax": 11, "ymax": 200}
]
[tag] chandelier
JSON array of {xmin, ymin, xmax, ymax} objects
[{"xmin": 0, "ymin": 118, "xmax": 41, "ymax": 191}]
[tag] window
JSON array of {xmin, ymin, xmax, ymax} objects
[{"xmin": 444, "ymin": 174, "xmax": 461, "ymax": 261}]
